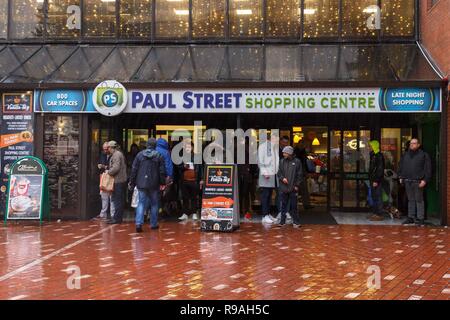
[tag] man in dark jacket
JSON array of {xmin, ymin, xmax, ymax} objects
[
  {"xmin": 276, "ymin": 146, "xmax": 303, "ymax": 228},
  {"xmin": 368, "ymin": 140, "xmax": 385, "ymax": 221},
  {"xmin": 129, "ymin": 138, "xmax": 166, "ymax": 232},
  {"xmin": 398, "ymin": 138, "xmax": 432, "ymax": 225}
]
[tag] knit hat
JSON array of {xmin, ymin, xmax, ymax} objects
[
  {"xmin": 147, "ymin": 137, "xmax": 157, "ymax": 149},
  {"xmin": 282, "ymin": 146, "xmax": 294, "ymax": 155}
]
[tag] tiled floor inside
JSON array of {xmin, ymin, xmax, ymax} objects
[{"xmin": 0, "ymin": 221, "xmax": 448, "ymax": 300}]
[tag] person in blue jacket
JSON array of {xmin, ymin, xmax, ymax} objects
[{"xmin": 156, "ymin": 138, "xmax": 173, "ymax": 181}]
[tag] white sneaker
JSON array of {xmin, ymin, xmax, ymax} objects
[
  {"xmin": 178, "ymin": 213, "xmax": 189, "ymax": 220},
  {"xmin": 269, "ymin": 214, "xmax": 278, "ymax": 222},
  {"xmin": 191, "ymin": 213, "xmax": 199, "ymax": 220},
  {"xmin": 262, "ymin": 215, "xmax": 274, "ymax": 224},
  {"xmin": 286, "ymin": 212, "xmax": 293, "ymax": 224}
]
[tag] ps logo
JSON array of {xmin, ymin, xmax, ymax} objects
[
  {"xmin": 102, "ymin": 90, "xmax": 119, "ymax": 108},
  {"xmin": 66, "ymin": 5, "xmax": 81, "ymax": 30}
]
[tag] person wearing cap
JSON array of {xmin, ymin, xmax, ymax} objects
[
  {"xmin": 276, "ymin": 145, "xmax": 303, "ymax": 228},
  {"xmin": 368, "ymin": 140, "xmax": 385, "ymax": 221},
  {"xmin": 129, "ymin": 138, "xmax": 166, "ymax": 232},
  {"xmin": 106, "ymin": 141, "xmax": 127, "ymax": 224}
]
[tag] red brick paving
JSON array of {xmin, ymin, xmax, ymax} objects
[{"xmin": 0, "ymin": 221, "xmax": 448, "ymax": 300}]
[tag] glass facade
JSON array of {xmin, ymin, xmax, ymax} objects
[
  {"xmin": 156, "ymin": 0, "xmax": 189, "ymax": 38},
  {"xmin": 120, "ymin": 0, "xmax": 152, "ymax": 38},
  {"xmin": 83, "ymin": 0, "xmax": 116, "ymax": 37},
  {"xmin": 0, "ymin": 0, "xmax": 417, "ymax": 41},
  {"xmin": 47, "ymin": 0, "xmax": 81, "ymax": 38},
  {"xmin": 266, "ymin": 0, "xmax": 301, "ymax": 37},
  {"xmin": 0, "ymin": 0, "xmax": 7, "ymax": 39},
  {"xmin": 304, "ymin": 0, "xmax": 339, "ymax": 38},
  {"xmin": 229, "ymin": 0, "xmax": 264, "ymax": 38},
  {"xmin": 192, "ymin": 0, "xmax": 226, "ymax": 38},
  {"xmin": 9, "ymin": 0, "xmax": 44, "ymax": 39}
]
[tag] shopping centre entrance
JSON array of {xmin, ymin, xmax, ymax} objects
[{"xmin": 76, "ymin": 112, "xmax": 441, "ymax": 224}]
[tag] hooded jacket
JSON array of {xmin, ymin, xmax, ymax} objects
[
  {"xmin": 156, "ymin": 138, "xmax": 174, "ymax": 179},
  {"xmin": 368, "ymin": 140, "xmax": 385, "ymax": 183},
  {"xmin": 130, "ymin": 148, "xmax": 166, "ymax": 191},
  {"xmin": 277, "ymin": 155, "xmax": 303, "ymax": 193},
  {"xmin": 258, "ymin": 141, "xmax": 279, "ymax": 188}
]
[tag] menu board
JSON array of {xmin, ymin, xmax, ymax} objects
[
  {"xmin": 1, "ymin": 93, "xmax": 34, "ymax": 216},
  {"xmin": 201, "ymin": 165, "xmax": 239, "ymax": 232}
]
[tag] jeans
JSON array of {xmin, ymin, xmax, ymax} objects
[
  {"xmin": 280, "ymin": 192, "xmax": 300, "ymax": 225},
  {"xmin": 100, "ymin": 191, "xmax": 113, "ymax": 218},
  {"xmin": 404, "ymin": 181, "xmax": 425, "ymax": 220},
  {"xmin": 370, "ymin": 183, "xmax": 383, "ymax": 216},
  {"xmin": 111, "ymin": 183, "xmax": 125, "ymax": 223},
  {"xmin": 260, "ymin": 187, "xmax": 273, "ymax": 216},
  {"xmin": 135, "ymin": 189, "xmax": 160, "ymax": 228},
  {"xmin": 275, "ymin": 188, "xmax": 282, "ymax": 213}
]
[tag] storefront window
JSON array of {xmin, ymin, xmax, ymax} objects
[
  {"xmin": 266, "ymin": 0, "xmax": 300, "ymax": 37},
  {"xmin": 381, "ymin": 128, "xmax": 412, "ymax": 171},
  {"xmin": 229, "ymin": 0, "xmax": 263, "ymax": 38},
  {"xmin": 9, "ymin": 0, "xmax": 44, "ymax": 39},
  {"xmin": 303, "ymin": 0, "xmax": 339, "ymax": 38},
  {"xmin": 0, "ymin": 0, "xmax": 7, "ymax": 39},
  {"xmin": 43, "ymin": 115, "xmax": 80, "ymax": 217},
  {"xmin": 120, "ymin": 0, "xmax": 152, "ymax": 38},
  {"xmin": 83, "ymin": 0, "xmax": 116, "ymax": 37},
  {"xmin": 382, "ymin": 0, "xmax": 414, "ymax": 36},
  {"xmin": 342, "ymin": 0, "xmax": 378, "ymax": 38},
  {"xmin": 155, "ymin": 0, "xmax": 189, "ymax": 38},
  {"xmin": 192, "ymin": 0, "xmax": 225, "ymax": 38},
  {"xmin": 47, "ymin": 0, "xmax": 81, "ymax": 38},
  {"xmin": 343, "ymin": 130, "xmax": 358, "ymax": 172}
]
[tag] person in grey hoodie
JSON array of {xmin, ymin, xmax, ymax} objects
[
  {"xmin": 129, "ymin": 138, "xmax": 166, "ymax": 232},
  {"xmin": 277, "ymin": 146, "xmax": 303, "ymax": 228}
]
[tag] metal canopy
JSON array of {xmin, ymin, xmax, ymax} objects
[{"xmin": 0, "ymin": 44, "xmax": 442, "ymax": 85}]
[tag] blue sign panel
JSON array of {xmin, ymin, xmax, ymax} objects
[
  {"xmin": 379, "ymin": 88, "xmax": 441, "ymax": 112},
  {"xmin": 34, "ymin": 90, "xmax": 96, "ymax": 113}
]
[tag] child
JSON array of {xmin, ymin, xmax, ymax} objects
[{"xmin": 277, "ymin": 146, "xmax": 303, "ymax": 228}]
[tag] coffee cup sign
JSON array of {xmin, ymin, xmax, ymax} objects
[{"xmin": 5, "ymin": 156, "xmax": 49, "ymax": 224}]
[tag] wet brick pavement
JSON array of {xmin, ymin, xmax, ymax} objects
[{"xmin": 0, "ymin": 221, "xmax": 448, "ymax": 300}]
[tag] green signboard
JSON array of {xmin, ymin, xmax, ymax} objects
[{"xmin": 4, "ymin": 156, "xmax": 49, "ymax": 224}]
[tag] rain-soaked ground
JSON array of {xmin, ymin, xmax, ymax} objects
[{"xmin": 0, "ymin": 221, "xmax": 448, "ymax": 300}]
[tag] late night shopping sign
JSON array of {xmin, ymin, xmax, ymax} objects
[{"xmin": 34, "ymin": 88, "xmax": 441, "ymax": 113}]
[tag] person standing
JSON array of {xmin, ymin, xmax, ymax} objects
[
  {"xmin": 368, "ymin": 140, "xmax": 385, "ymax": 221},
  {"xmin": 277, "ymin": 146, "xmax": 302, "ymax": 228},
  {"xmin": 106, "ymin": 141, "xmax": 127, "ymax": 225},
  {"xmin": 177, "ymin": 141, "xmax": 203, "ymax": 221},
  {"xmin": 129, "ymin": 138, "xmax": 166, "ymax": 232},
  {"xmin": 258, "ymin": 134, "xmax": 279, "ymax": 224},
  {"xmin": 94, "ymin": 142, "xmax": 113, "ymax": 220},
  {"xmin": 399, "ymin": 138, "xmax": 432, "ymax": 225},
  {"xmin": 294, "ymin": 143, "xmax": 314, "ymax": 210}
]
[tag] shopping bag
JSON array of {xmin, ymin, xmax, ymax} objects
[
  {"xmin": 99, "ymin": 172, "xmax": 114, "ymax": 192},
  {"xmin": 131, "ymin": 187, "xmax": 139, "ymax": 208}
]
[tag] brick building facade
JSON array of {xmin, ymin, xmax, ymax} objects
[{"xmin": 420, "ymin": 0, "xmax": 450, "ymax": 224}]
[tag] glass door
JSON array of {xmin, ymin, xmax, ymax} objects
[{"xmin": 329, "ymin": 128, "xmax": 371, "ymax": 211}]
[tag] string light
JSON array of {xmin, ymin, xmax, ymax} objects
[{"xmin": 0, "ymin": 0, "xmax": 415, "ymax": 39}]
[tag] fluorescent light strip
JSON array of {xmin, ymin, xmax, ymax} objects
[
  {"xmin": 236, "ymin": 9, "xmax": 252, "ymax": 15},
  {"xmin": 174, "ymin": 9, "xmax": 189, "ymax": 15},
  {"xmin": 303, "ymin": 8, "xmax": 316, "ymax": 15}
]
